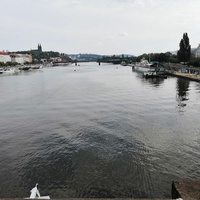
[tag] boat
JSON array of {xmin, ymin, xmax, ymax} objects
[
  {"xmin": 51, "ymin": 61, "xmax": 69, "ymax": 66},
  {"xmin": 132, "ymin": 58, "xmax": 166, "ymax": 78},
  {"xmin": 121, "ymin": 61, "xmax": 127, "ymax": 66},
  {"xmin": 0, "ymin": 68, "xmax": 4, "ymax": 74},
  {"xmin": 132, "ymin": 58, "xmax": 156, "ymax": 74},
  {"xmin": 0, "ymin": 67, "xmax": 20, "ymax": 75},
  {"xmin": 31, "ymin": 65, "xmax": 43, "ymax": 69},
  {"xmin": 19, "ymin": 66, "xmax": 31, "ymax": 71}
]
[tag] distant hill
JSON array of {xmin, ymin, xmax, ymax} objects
[
  {"xmin": 68, "ymin": 54, "xmax": 102, "ymax": 60},
  {"xmin": 68, "ymin": 53, "xmax": 135, "ymax": 61}
]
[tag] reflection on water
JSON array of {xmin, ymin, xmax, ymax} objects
[
  {"xmin": 142, "ymin": 77, "xmax": 165, "ymax": 87},
  {"xmin": 176, "ymin": 78, "xmax": 190, "ymax": 109},
  {"xmin": 132, "ymin": 69, "xmax": 165, "ymax": 87},
  {"xmin": 0, "ymin": 63, "xmax": 200, "ymax": 198},
  {"xmin": 177, "ymin": 78, "xmax": 190, "ymax": 100}
]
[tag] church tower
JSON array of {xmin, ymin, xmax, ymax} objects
[{"xmin": 38, "ymin": 44, "xmax": 42, "ymax": 52}]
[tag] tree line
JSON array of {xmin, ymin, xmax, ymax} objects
[
  {"xmin": 1, "ymin": 33, "xmax": 200, "ymax": 67},
  {"xmin": 99, "ymin": 32, "xmax": 200, "ymax": 67}
]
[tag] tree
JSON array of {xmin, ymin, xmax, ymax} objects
[{"xmin": 177, "ymin": 33, "xmax": 191, "ymax": 64}]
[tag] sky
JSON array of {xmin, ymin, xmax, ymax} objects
[{"xmin": 1, "ymin": 0, "xmax": 200, "ymax": 56}]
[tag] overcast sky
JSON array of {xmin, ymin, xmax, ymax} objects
[{"xmin": 1, "ymin": 0, "xmax": 200, "ymax": 55}]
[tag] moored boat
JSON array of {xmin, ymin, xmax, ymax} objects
[
  {"xmin": 0, "ymin": 68, "xmax": 4, "ymax": 74},
  {"xmin": 31, "ymin": 65, "xmax": 43, "ymax": 69},
  {"xmin": 133, "ymin": 58, "xmax": 156, "ymax": 73},
  {"xmin": 19, "ymin": 66, "xmax": 31, "ymax": 70},
  {"xmin": 0, "ymin": 67, "xmax": 20, "ymax": 75},
  {"xmin": 51, "ymin": 61, "xmax": 69, "ymax": 66},
  {"xmin": 132, "ymin": 58, "xmax": 166, "ymax": 77}
]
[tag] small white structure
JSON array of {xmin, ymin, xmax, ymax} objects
[
  {"xmin": 0, "ymin": 51, "xmax": 11, "ymax": 63},
  {"xmin": 25, "ymin": 183, "xmax": 50, "ymax": 199}
]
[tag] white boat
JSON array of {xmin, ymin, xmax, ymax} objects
[
  {"xmin": 133, "ymin": 58, "xmax": 157, "ymax": 75},
  {"xmin": 31, "ymin": 65, "xmax": 43, "ymax": 69},
  {"xmin": 1, "ymin": 67, "xmax": 20, "ymax": 75},
  {"xmin": 0, "ymin": 68, "xmax": 4, "ymax": 74},
  {"xmin": 51, "ymin": 61, "xmax": 70, "ymax": 66}
]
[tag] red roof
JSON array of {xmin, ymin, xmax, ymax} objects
[{"xmin": 0, "ymin": 51, "xmax": 7, "ymax": 55}]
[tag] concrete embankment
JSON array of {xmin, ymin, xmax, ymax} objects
[
  {"xmin": 171, "ymin": 72, "xmax": 200, "ymax": 82},
  {"xmin": 172, "ymin": 180, "xmax": 200, "ymax": 200}
]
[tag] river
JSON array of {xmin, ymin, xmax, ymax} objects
[{"xmin": 0, "ymin": 62, "xmax": 199, "ymax": 198}]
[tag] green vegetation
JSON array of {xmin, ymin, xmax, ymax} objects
[
  {"xmin": 16, "ymin": 51, "xmax": 72, "ymax": 63},
  {"xmin": 99, "ymin": 32, "xmax": 200, "ymax": 68},
  {"xmin": 136, "ymin": 52, "xmax": 178, "ymax": 63},
  {"xmin": 177, "ymin": 33, "xmax": 191, "ymax": 64},
  {"xmin": 99, "ymin": 52, "xmax": 178, "ymax": 65},
  {"xmin": 0, "ymin": 61, "xmax": 18, "ymax": 67},
  {"xmin": 189, "ymin": 57, "xmax": 200, "ymax": 67},
  {"xmin": 99, "ymin": 55, "xmax": 134, "ymax": 64}
]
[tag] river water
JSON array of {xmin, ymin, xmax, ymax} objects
[{"xmin": 0, "ymin": 62, "xmax": 199, "ymax": 198}]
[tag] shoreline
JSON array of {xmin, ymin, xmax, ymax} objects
[{"xmin": 170, "ymin": 71, "xmax": 200, "ymax": 82}]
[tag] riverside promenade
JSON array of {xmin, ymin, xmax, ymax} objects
[{"xmin": 172, "ymin": 71, "xmax": 200, "ymax": 82}]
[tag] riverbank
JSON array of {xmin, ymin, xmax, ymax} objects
[
  {"xmin": 171, "ymin": 71, "xmax": 200, "ymax": 82},
  {"xmin": 1, "ymin": 180, "xmax": 199, "ymax": 199}
]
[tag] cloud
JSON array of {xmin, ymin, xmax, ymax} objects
[
  {"xmin": 1, "ymin": 0, "xmax": 200, "ymax": 54},
  {"xmin": 97, "ymin": 42, "xmax": 102, "ymax": 46},
  {"xmin": 118, "ymin": 32, "xmax": 128, "ymax": 37}
]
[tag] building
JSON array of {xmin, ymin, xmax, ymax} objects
[
  {"xmin": 10, "ymin": 53, "xmax": 32, "ymax": 64},
  {"xmin": 41, "ymin": 58, "xmax": 48, "ymax": 63},
  {"xmin": 49, "ymin": 57, "xmax": 62, "ymax": 62},
  {"xmin": 23, "ymin": 54, "xmax": 32, "ymax": 63},
  {"xmin": 10, "ymin": 54, "xmax": 24, "ymax": 64},
  {"xmin": 31, "ymin": 44, "xmax": 42, "ymax": 53},
  {"xmin": 38, "ymin": 44, "xmax": 42, "ymax": 52},
  {"xmin": 0, "ymin": 51, "xmax": 11, "ymax": 63},
  {"xmin": 195, "ymin": 44, "xmax": 200, "ymax": 58}
]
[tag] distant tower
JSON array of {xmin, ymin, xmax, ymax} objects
[{"xmin": 38, "ymin": 44, "xmax": 42, "ymax": 52}]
